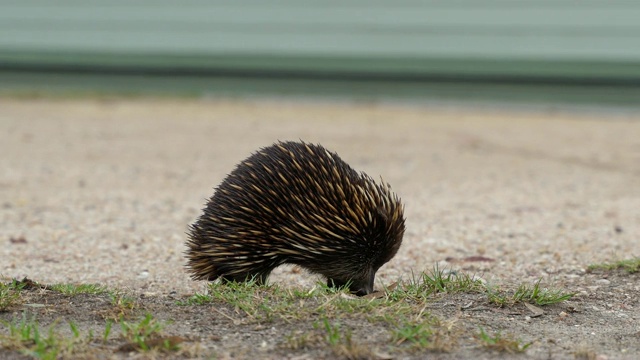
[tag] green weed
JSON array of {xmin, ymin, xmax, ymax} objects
[
  {"xmin": 487, "ymin": 279, "xmax": 574, "ymax": 307},
  {"xmin": 177, "ymin": 292, "xmax": 214, "ymax": 306},
  {"xmin": 103, "ymin": 320, "xmax": 113, "ymax": 343},
  {"xmin": 0, "ymin": 279, "xmax": 25, "ymax": 311},
  {"xmin": 392, "ymin": 321, "xmax": 433, "ymax": 347},
  {"xmin": 393, "ymin": 266, "xmax": 485, "ymax": 301},
  {"xmin": 102, "ymin": 291, "xmax": 137, "ymax": 320},
  {"xmin": 314, "ymin": 317, "xmax": 370, "ymax": 359},
  {"xmin": 49, "ymin": 283, "xmax": 108, "ymax": 296},
  {"xmin": 587, "ymin": 258, "xmax": 640, "ymax": 274},
  {"xmin": 0, "ymin": 313, "xmax": 87, "ymax": 359},
  {"xmin": 284, "ymin": 330, "xmax": 322, "ymax": 350},
  {"xmin": 119, "ymin": 313, "xmax": 177, "ymax": 352},
  {"xmin": 476, "ymin": 327, "xmax": 532, "ymax": 353}
]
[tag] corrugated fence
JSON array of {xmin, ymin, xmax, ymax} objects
[{"xmin": 1, "ymin": 0, "xmax": 639, "ymax": 103}]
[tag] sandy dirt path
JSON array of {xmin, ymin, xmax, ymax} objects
[
  {"xmin": 2, "ymin": 97, "xmax": 640, "ymax": 359},
  {"xmin": 1, "ymin": 97, "xmax": 638, "ymax": 297}
]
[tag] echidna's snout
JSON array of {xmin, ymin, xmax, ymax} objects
[
  {"xmin": 352, "ymin": 277, "xmax": 374, "ymax": 297},
  {"xmin": 328, "ymin": 271, "xmax": 376, "ymax": 296}
]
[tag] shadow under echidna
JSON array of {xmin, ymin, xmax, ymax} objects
[{"xmin": 186, "ymin": 141, "xmax": 405, "ymax": 296}]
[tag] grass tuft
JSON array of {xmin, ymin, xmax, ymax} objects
[
  {"xmin": 390, "ymin": 314, "xmax": 459, "ymax": 352},
  {"xmin": 119, "ymin": 313, "xmax": 179, "ymax": 352},
  {"xmin": 0, "ymin": 313, "xmax": 89, "ymax": 359},
  {"xmin": 475, "ymin": 327, "xmax": 532, "ymax": 353},
  {"xmin": 487, "ymin": 279, "xmax": 575, "ymax": 307},
  {"xmin": 284, "ymin": 330, "xmax": 323, "ymax": 350},
  {"xmin": 102, "ymin": 291, "xmax": 137, "ymax": 320},
  {"xmin": 48, "ymin": 283, "xmax": 108, "ymax": 296},
  {"xmin": 587, "ymin": 258, "xmax": 640, "ymax": 274},
  {"xmin": 314, "ymin": 317, "xmax": 371, "ymax": 359},
  {"xmin": 387, "ymin": 266, "xmax": 485, "ymax": 302},
  {"xmin": 392, "ymin": 320, "xmax": 434, "ymax": 348},
  {"xmin": 0, "ymin": 279, "xmax": 25, "ymax": 311}
]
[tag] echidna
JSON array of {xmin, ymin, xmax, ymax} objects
[{"xmin": 186, "ymin": 141, "xmax": 405, "ymax": 296}]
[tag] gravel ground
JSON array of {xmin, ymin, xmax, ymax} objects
[
  {"xmin": 2, "ymin": 97, "xmax": 640, "ymax": 359},
  {"xmin": 1, "ymin": 97, "xmax": 639, "ymax": 294}
]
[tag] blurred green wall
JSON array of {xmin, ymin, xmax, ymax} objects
[{"xmin": 1, "ymin": 0, "xmax": 639, "ymax": 104}]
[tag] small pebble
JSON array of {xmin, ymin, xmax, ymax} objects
[{"xmin": 558, "ymin": 311, "xmax": 569, "ymax": 319}]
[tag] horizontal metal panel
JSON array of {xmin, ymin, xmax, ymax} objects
[
  {"xmin": 2, "ymin": 6, "xmax": 639, "ymax": 28},
  {"xmin": 1, "ymin": 1, "xmax": 640, "ymax": 61},
  {"xmin": 1, "ymin": 0, "xmax": 639, "ymax": 103},
  {"xmin": 2, "ymin": 32, "xmax": 639, "ymax": 60}
]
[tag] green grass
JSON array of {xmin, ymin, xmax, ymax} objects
[
  {"xmin": 171, "ymin": 267, "xmax": 572, "ymax": 356},
  {"xmin": 119, "ymin": 313, "xmax": 179, "ymax": 352},
  {"xmin": 476, "ymin": 327, "xmax": 532, "ymax": 353},
  {"xmin": 0, "ymin": 270, "xmax": 579, "ymax": 358},
  {"xmin": 487, "ymin": 279, "xmax": 575, "ymax": 307},
  {"xmin": 177, "ymin": 279, "xmax": 284, "ymax": 321},
  {"xmin": 103, "ymin": 291, "xmax": 138, "ymax": 320},
  {"xmin": 313, "ymin": 317, "xmax": 371, "ymax": 359},
  {"xmin": 392, "ymin": 320, "xmax": 434, "ymax": 348},
  {"xmin": 415, "ymin": 266, "xmax": 486, "ymax": 294},
  {"xmin": 389, "ymin": 266, "xmax": 485, "ymax": 301},
  {"xmin": 48, "ymin": 283, "xmax": 108, "ymax": 296},
  {"xmin": 0, "ymin": 313, "xmax": 180, "ymax": 357},
  {"xmin": 103, "ymin": 320, "xmax": 113, "ymax": 343},
  {"xmin": 283, "ymin": 318, "xmax": 371, "ymax": 358},
  {"xmin": 0, "ymin": 279, "xmax": 25, "ymax": 311},
  {"xmin": 181, "ymin": 281, "xmax": 380, "ymax": 328},
  {"xmin": 316, "ymin": 318, "xmax": 348, "ymax": 348},
  {"xmin": 1, "ymin": 280, "xmax": 112, "ymax": 312},
  {"xmin": 0, "ymin": 314, "xmax": 89, "ymax": 360},
  {"xmin": 284, "ymin": 330, "xmax": 319, "ymax": 350},
  {"xmin": 587, "ymin": 258, "xmax": 640, "ymax": 274},
  {"xmin": 389, "ymin": 314, "xmax": 458, "ymax": 352},
  {"xmin": 178, "ymin": 268, "xmax": 574, "ymax": 322}
]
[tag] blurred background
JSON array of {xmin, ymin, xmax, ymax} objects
[{"xmin": 1, "ymin": 0, "xmax": 640, "ymax": 107}]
